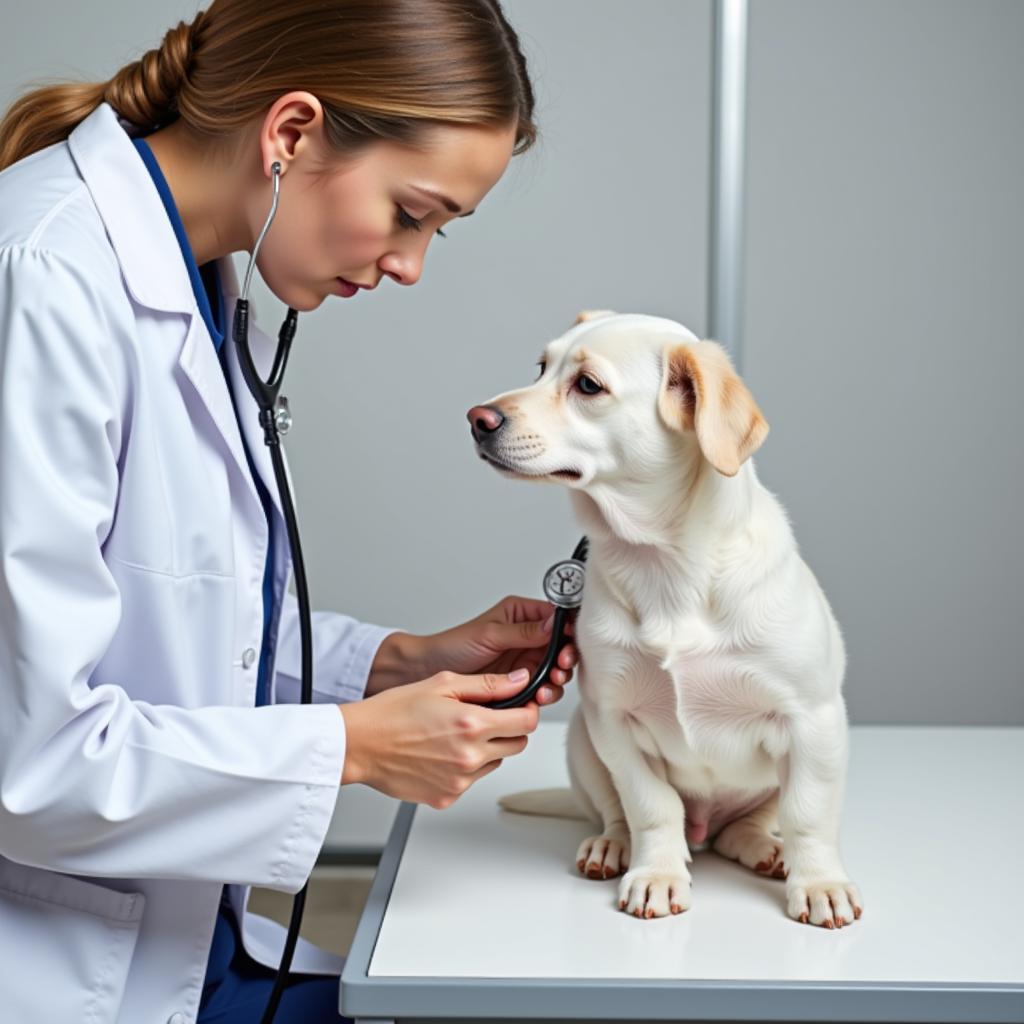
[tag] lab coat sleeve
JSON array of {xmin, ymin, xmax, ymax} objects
[
  {"xmin": 0, "ymin": 246, "xmax": 343, "ymax": 892},
  {"xmin": 272, "ymin": 590, "xmax": 402, "ymax": 705}
]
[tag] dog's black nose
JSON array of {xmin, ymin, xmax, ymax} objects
[{"xmin": 467, "ymin": 404, "xmax": 506, "ymax": 442}]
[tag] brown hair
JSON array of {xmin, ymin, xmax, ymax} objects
[{"xmin": 0, "ymin": 0, "xmax": 537, "ymax": 173}]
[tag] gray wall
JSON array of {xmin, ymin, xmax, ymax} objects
[
  {"xmin": 743, "ymin": 0, "xmax": 1024, "ymax": 726},
  {"xmin": 3, "ymin": 1, "xmax": 1021, "ymax": 848}
]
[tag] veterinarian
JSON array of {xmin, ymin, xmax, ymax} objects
[{"xmin": 0, "ymin": 2, "xmax": 578, "ymax": 1021}]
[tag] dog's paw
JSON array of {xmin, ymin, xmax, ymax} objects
[
  {"xmin": 576, "ymin": 831, "xmax": 630, "ymax": 879},
  {"xmin": 712, "ymin": 823, "xmax": 788, "ymax": 879},
  {"xmin": 617, "ymin": 865, "xmax": 692, "ymax": 918},
  {"xmin": 786, "ymin": 878, "xmax": 863, "ymax": 929}
]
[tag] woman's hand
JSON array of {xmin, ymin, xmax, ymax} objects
[
  {"xmin": 414, "ymin": 595, "xmax": 578, "ymax": 707},
  {"xmin": 339, "ymin": 668, "xmax": 544, "ymax": 806},
  {"xmin": 343, "ymin": 598, "xmax": 579, "ymax": 806}
]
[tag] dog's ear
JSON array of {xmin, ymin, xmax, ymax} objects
[
  {"xmin": 657, "ymin": 341, "xmax": 769, "ymax": 476},
  {"xmin": 573, "ymin": 309, "xmax": 617, "ymax": 325}
]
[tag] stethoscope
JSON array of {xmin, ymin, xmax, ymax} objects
[
  {"xmin": 233, "ymin": 160, "xmax": 588, "ymax": 1022},
  {"xmin": 481, "ymin": 535, "xmax": 589, "ymax": 709}
]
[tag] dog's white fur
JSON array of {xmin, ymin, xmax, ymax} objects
[{"xmin": 471, "ymin": 311, "xmax": 863, "ymax": 928}]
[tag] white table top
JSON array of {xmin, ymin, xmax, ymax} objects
[{"xmin": 341, "ymin": 723, "xmax": 1024, "ymax": 1021}]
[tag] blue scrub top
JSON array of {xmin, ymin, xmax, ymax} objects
[
  {"xmin": 131, "ymin": 137, "xmax": 279, "ymax": 983},
  {"xmin": 131, "ymin": 137, "xmax": 277, "ymax": 708}
]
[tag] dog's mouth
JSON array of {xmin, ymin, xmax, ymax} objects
[{"xmin": 477, "ymin": 449, "xmax": 582, "ymax": 482}]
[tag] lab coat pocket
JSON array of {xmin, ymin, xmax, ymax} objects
[{"xmin": 0, "ymin": 858, "xmax": 145, "ymax": 1023}]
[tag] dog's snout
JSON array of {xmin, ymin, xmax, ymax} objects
[{"xmin": 467, "ymin": 404, "xmax": 506, "ymax": 442}]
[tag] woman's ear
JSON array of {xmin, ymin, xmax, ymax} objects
[{"xmin": 657, "ymin": 340, "xmax": 769, "ymax": 476}]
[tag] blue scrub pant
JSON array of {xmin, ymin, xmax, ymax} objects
[{"xmin": 198, "ymin": 893, "xmax": 353, "ymax": 1023}]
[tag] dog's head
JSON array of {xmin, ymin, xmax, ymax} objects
[{"xmin": 466, "ymin": 310, "xmax": 768, "ymax": 490}]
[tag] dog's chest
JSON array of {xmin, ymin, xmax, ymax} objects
[
  {"xmin": 581, "ymin": 551, "xmax": 788, "ymax": 783},
  {"xmin": 621, "ymin": 645, "xmax": 786, "ymax": 790},
  {"xmin": 592, "ymin": 546, "xmax": 742, "ymax": 655}
]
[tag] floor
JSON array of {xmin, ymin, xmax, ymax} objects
[{"xmin": 248, "ymin": 865, "xmax": 376, "ymax": 958}]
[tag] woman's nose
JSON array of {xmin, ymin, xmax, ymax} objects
[
  {"xmin": 378, "ymin": 248, "xmax": 424, "ymax": 286},
  {"xmin": 466, "ymin": 405, "xmax": 506, "ymax": 442}
]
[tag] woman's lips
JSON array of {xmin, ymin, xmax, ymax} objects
[{"xmin": 334, "ymin": 277, "xmax": 359, "ymax": 298}]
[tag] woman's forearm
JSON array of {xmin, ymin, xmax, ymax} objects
[{"xmin": 364, "ymin": 630, "xmax": 425, "ymax": 697}]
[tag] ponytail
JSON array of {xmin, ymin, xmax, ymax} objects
[{"xmin": 0, "ymin": 15, "xmax": 205, "ymax": 172}]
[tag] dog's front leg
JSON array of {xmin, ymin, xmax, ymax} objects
[
  {"xmin": 778, "ymin": 700, "xmax": 864, "ymax": 928},
  {"xmin": 583, "ymin": 701, "xmax": 692, "ymax": 918}
]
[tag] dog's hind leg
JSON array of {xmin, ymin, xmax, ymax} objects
[
  {"xmin": 711, "ymin": 789, "xmax": 788, "ymax": 879},
  {"xmin": 568, "ymin": 707, "xmax": 631, "ymax": 879}
]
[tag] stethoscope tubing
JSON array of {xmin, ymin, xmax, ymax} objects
[
  {"xmin": 230, "ymin": 160, "xmax": 311, "ymax": 1024},
  {"xmin": 481, "ymin": 603, "xmax": 575, "ymax": 710},
  {"xmin": 258, "ymin": 440, "xmax": 313, "ymax": 1023}
]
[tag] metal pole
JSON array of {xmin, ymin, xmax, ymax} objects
[{"xmin": 708, "ymin": 0, "xmax": 749, "ymax": 371}]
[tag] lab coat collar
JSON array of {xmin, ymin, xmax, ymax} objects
[
  {"xmin": 68, "ymin": 103, "xmax": 287, "ymax": 527},
  {"xmin": 174, "ymin": 265, "xmax": 288, "ymax": 527},
  {"xmin": 67, "ymin": 102, "xmax": 195, "ymax": 315}
]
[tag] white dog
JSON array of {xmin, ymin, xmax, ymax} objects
[{"xmin": 467, "ymin": 311, "xmax": 863, "ymax": 928}]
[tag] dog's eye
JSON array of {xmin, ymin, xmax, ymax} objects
[
  {"xmin": 535, "ymin": 360, "xmax": 547, "ymax": 380},
  {"xmin": 575, "ymin": 374, "xmax": 603, "ymax": 395}
]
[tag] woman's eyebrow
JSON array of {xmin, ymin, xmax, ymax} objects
[{"xmin": 410, "ymin": 185, "xmax": 475, "ymax": 217}]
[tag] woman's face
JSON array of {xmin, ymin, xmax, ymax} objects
[{"xmin": 252, "ymin": 95, "xmax": 518, "ymax": 311}]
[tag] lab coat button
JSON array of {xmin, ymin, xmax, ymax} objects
[
  {"xmin": 167, "ymin": 1014, "xmax": 190, "ymax": 1024},
  {"xmin": 242, "ymin": 647, "xmax": 257, "ymax": 669}
]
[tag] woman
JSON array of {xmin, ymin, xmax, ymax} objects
[{"xmin": 0, "ymin": 2, "xmax": 577, "ymax": 1020}]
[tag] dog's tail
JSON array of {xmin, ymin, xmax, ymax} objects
[{"xmin": 497, "ymin": 787, "xmax": 591, "ymax": 820}]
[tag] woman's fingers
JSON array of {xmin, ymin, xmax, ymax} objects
[
  {"xmin": 547, "ymin": 645, "xmax": 578, "ymax": 686},
  {"xmin": 499, "ymin": 595, "xmax": 556, "ymax": 623}
]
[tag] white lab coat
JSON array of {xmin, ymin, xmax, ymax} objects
[{"xmin": 0, "ymin": 102, "xmax": 398, "ymax": 1022}]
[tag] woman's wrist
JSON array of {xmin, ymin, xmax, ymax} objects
[
  {"xmin": 365, "ymin": 630, "xmax": 427, "ymax": 697},
  {"xmin": 338, "ymin": 703, "xmax": 366, "ymax": 785}
]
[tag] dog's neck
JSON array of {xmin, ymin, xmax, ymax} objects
[
  {"xmin": 568, "ymin": 452, "xmax": 782, "ymax": 650},
  {"xmin": 572, "ymin": 450, "xmax": 758, "ymax": 553}
]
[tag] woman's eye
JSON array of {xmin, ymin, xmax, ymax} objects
[
  {"xmin": 535, "ymin": 360, "xmax": 547, "ymax": 380},
  {"xmin": 575, "ymin": 374, "xmax": 603, "ymax": 395},
  {"xmin": 397, "ymin": 206, "xmax": 446, "ymax": 238},
  {"xmin": 396, "ymin": 205, "xmax": 421, "ymax": 231}
]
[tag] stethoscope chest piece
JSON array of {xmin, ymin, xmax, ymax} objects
[{"xmin": 543, "ymin": 557, "xmax": 586, "ymax": 608}]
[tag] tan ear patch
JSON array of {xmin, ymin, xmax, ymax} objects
[
  {"xmin": 661, "ymin": 346, "xmax": 699, "ymax": 432},
  {"xmin": 574, "ymin": 309, "xmax": 617, "ymax": 325},
  {"xmin": 658, "ymin": 341, "xmax": 769, "ymax": 476}
]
